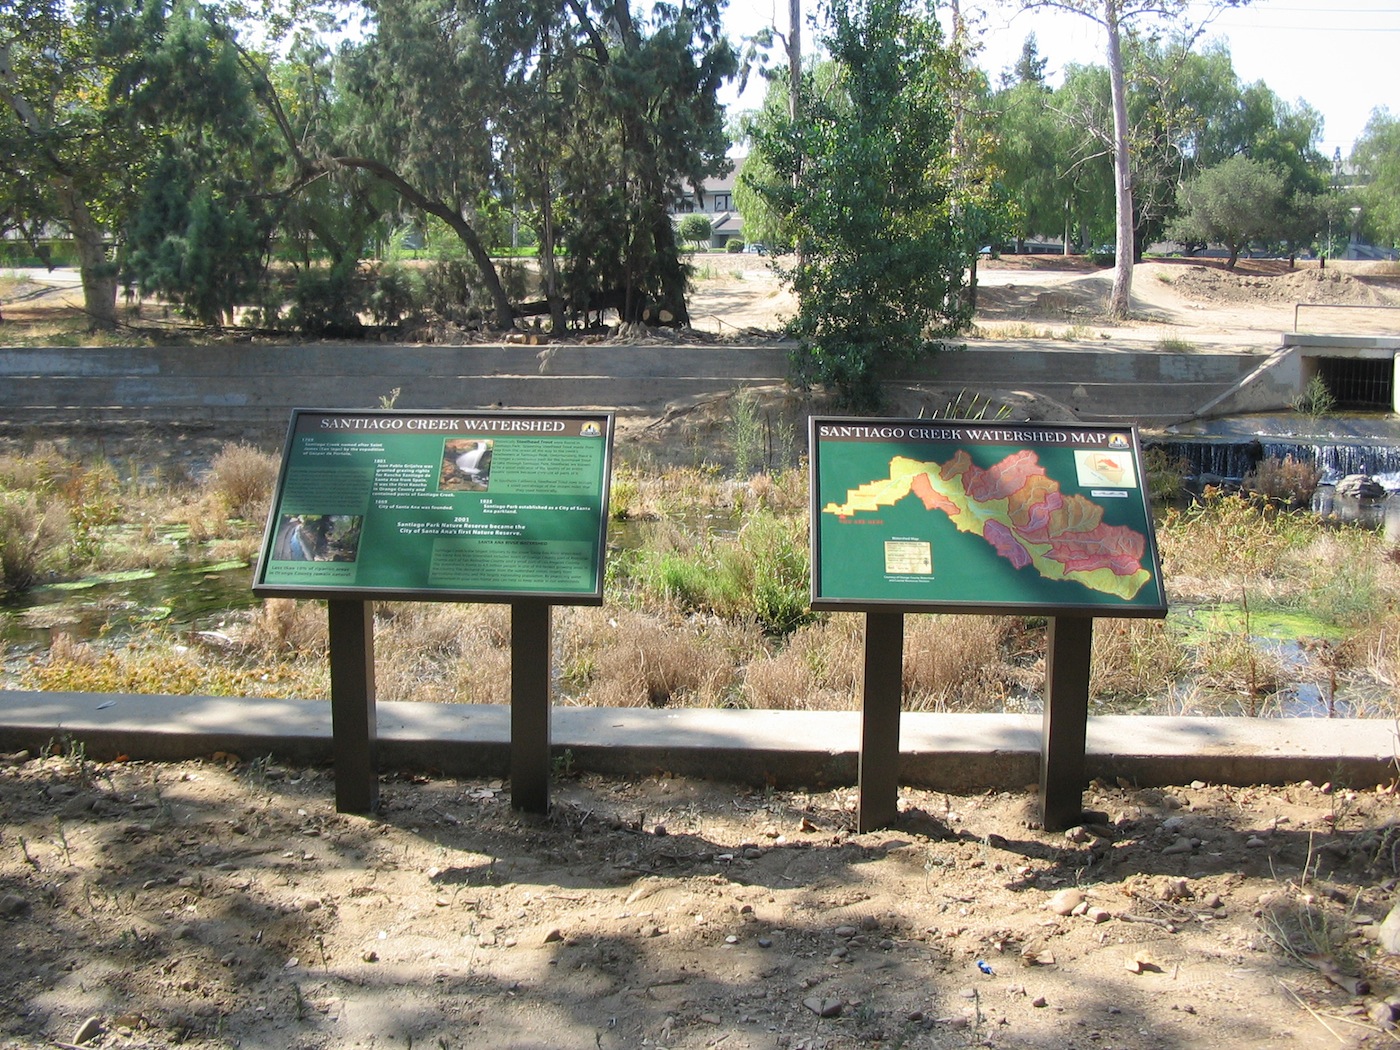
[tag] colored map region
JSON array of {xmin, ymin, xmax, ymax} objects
[{"xmin": 823, "ymin": 449, "xmax": 1152, "ymax": 600}]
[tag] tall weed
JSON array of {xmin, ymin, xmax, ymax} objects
[
  {"xmin": 0, "ymin": 492, "xmax": 68, "ymax": 592},
  {"xmin": 206, "ymin": 441, "xmax": 279, "ymax": 521}
]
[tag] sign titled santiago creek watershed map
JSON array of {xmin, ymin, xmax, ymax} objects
[{"xmin": 810, "ymin": 418, "xmax": 1167, "ymax": 616}]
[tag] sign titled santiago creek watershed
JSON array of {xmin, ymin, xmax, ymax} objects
[
  {"xmin": 254, "ymin": 409, "xmax": 614, "ymax": 603},
  {"xmin": 810, "ymin": 418, "xmax": 1167, "ymax": 616}
]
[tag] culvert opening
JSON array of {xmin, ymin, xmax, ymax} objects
[{"xmin": 1315, "ymin": 356, "xmax": 1393, "ymax": 410}]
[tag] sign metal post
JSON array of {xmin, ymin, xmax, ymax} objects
[
  {"xmin": 327, "ymin": 598, "xmax": 378, "ymax": 813},
  {"xmin": 510, "ymin": 600, "xmax": 553, "ymax": 813},
  {"xmin": 858, "ymin": 610, "xmax": 905, "ymax": 833}
]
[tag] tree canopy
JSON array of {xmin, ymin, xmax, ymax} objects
[
  {"xmin": 746, "ymin": 0, "xmax": 984, "ymax": 409},
  {"xmin": 1353, "ymin": 109, "xmax": 1400, "ymax": 249}
]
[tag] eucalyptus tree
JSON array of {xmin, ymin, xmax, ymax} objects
[
  {"xmin": 1353, "ymin": 109, "xmax": 1400, "ymax": 250},
  {"xmin": 1010, "ymin": 0, "xmax": 1255, "ymax": 318},
  {"xmin": 552, "ymin": 0, "xmax": 736, "ymax": 328},
  {"xmin": 334, "ymin": 0, "xmax": 735, "ymax": 331}
]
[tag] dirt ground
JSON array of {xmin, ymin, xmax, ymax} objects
[
  {"xmin": 6, "ymin": 256, "xmax": 1400, "ymax": 1050},
  {"xmin": 686, "ymin": 254, "xmax": 1400, "ymax": 343},
  {"xmin": 4, "ymin": 750, "xmax": 1400, "ymax": 1050}
]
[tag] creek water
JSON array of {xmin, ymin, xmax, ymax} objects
[{"xmin": 1, "ymin": 562, "xmax": 257, "ymax": 669}]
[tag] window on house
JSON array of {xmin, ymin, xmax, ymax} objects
[{"xmin": 713, "ymin": 194, "xmax": 730, "ymax": 212}]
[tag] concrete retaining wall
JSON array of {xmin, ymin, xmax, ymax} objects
[
  {"xmin": 1, "ymin": 691, "xmax": 1395, "ymax": 793},
  {"xmin": 0, "ymin": 342, "xmax": 1269, "ymax": 428}
]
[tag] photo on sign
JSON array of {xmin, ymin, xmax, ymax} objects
[
  {"xmin": 271, "ymin": 514, "xmax": 364, "ymax": 563},
  {"xmin": 440, "ymin": 438, "xmax": 494, "ymax": 491}
]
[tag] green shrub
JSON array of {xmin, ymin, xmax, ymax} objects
[
  {"xmin": 288, "ymin": 265, "xmax": 365, "ymax": 336},
  {"xmin": 1292, "ymin": 374, "xmax": 1335, "ymax": 418},
  {"xmin": 367, "ymin": 264, "xmax": 422, "ymax": 325},
  {"xmin": 741, "ymin": 512, "xmax": 812, "ymax": 636}
]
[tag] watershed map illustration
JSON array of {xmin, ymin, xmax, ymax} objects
[{"xmin": 812, "ymin": 422, "xmax": 1166, "ymax": 613}]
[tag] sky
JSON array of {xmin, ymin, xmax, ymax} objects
[{"xmin": 718, "ymin": 0, "xmax": 1400, "ymax": 160}]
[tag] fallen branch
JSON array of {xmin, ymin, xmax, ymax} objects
[
  {"xmin": 1117, "ymin": 912, "xmax": 1177, "ymax": 932},
  {"xmin": 1278, "ymin": 981, "xmax": 1347, "ymax": 1045}
]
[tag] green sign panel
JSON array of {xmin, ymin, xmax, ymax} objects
[
  {"xmin": 254, "ymin": 409, "xmax": 613, "ymax": 603},
  {"xmin": 810, "ymin": 418, "xmax": 1167, "ymax": 616}
]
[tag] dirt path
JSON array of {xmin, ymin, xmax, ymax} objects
[{"xmin": 4, "ymin": 750, "xmax": 1400, "ymax": 1049}]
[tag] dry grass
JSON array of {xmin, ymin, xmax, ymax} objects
[
  {"xmin": 374, "ymin": 603, "xmax": 512, "ymax": 705},
  {"xmin": 1089, "ymin": 618, "xmax": 1188, "ymax": 706},
  {"xmin": 236, "ymin": 598, "xmax": 329, "ymax": 657},
  {"xmin": 742, "ymin": 617, "xmax": 864, "ymax": 710},
  {"xmin": 562, "ymin": 607, "xmax": 750, "ymax": 708},
  {"xmin": 9, "ymin": 438, "xmax": 1400, "ymax": 718},
  {"xmin": 206, "ymin": 441, "xmax": 280, "ymax": 521},
  {"xmin": 902, "ymin": 615, "xmax": 1028, "ymax": 711}
]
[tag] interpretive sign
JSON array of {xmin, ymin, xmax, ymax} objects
[
  {"xmin": 810, "ymin": 418, "xmax": 1167, "ymax": 617},
  {"xmin": 254, "ymin": 409, "xmax": 613, "ymax": 603}
]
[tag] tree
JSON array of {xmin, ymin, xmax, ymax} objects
[
  {"xmin": 678, "ymin": 213, "xmax": 714, "ymax": 251},
  {"xmin": 1015, "ymin": 0, "xmax": 1254, "ymax": 318},
  {"xmin": 747, "ymin": 0, "xmax": 972, "ymax": 409},
  {"xmin": 0, "ymin": 0, "xmax": 152, "ymax": 328},
  {"xmin": 1353, "ymin": 108, "xmax": 1400, "ymax": 249},
  {"xmin": 989, "ymin": 38, "xmax": 1064, "ymax": 251},
  {"xmin": 735, "ymin": 65, "xmax": 844, "ymax": 251},
  {"xmin": 105, "ymin": 0, "xmax": 283, "ymax": 325},
  {"xmin": 334, "ymin": 0, "xmax": 734, "ymax": 332},
  {"xmin": 553, "ymin": 0, "xmax": 735, "ymax": 329},
  {"xmin": 1004, "ymin": 31, "xmax": 1048, "ymax": 87},
  {"xmin": 1166, "ymin": 155, "xmax": 1286, "ymax": 268}
]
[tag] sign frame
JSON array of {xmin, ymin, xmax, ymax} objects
[
  {"xmin": 253, "ymin": 408, "xmax": 614, "ymax": 606},
  {"xmin": 809, "ymin": 416, "xmax": 1168, "ymax": 618}
]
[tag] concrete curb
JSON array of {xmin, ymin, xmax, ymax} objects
[{"xmin": 1, "ymin": 690, "xmax": 1396, "ymax": 792}]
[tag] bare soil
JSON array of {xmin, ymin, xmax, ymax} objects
[
  {"xmin": 4, "ymin": 751, "xmax": 1400, "ymax": 1050},
  {"xmin": 7, "ymin": 257, "xmax": 1400, "ymax": 1050}
]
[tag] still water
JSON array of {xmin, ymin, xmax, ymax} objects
[{"xmin": 1, "ymin": 562, "xmax": 258, "ymax": 671}]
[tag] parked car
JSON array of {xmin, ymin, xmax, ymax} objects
[{"xmin": 744, "ymin": 242, "xmax": 766, "ymax": 254}]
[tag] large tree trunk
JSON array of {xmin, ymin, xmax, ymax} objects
[
  {"xmin": 57, "ymin": 185, "xmax": 118, "ymax": 331},
  {"xmin": 1104, "ymin": 0, "xmax": 1134, "ymax": 320},
  {"xmin": 535, "ymin": 164, "xmax": 567, "ymax": 334}
]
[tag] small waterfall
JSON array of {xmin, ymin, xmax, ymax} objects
[{"xmin": 1147, "ymin": 439, "xmax": 1400, "ymax": 489}]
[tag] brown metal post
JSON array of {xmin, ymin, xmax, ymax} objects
[
  {"xmin": 327, "ymin": 599, "xmax": 378, "ymax": 813},
  {"xmin": 510, "ymin": 600, "xmax": 553, "ymax": 814},
  {"xmin": 1040, "ymin": 615, "xmax": 1094, "ymax": 831},
  {"xmin": 858, "ymin": 611, "xmax": 905, "ymax": 833}
]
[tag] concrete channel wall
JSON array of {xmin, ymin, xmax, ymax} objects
[{"xmin": 0, "ymin": 341, "xmax": 1272, "ymax": 429}]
